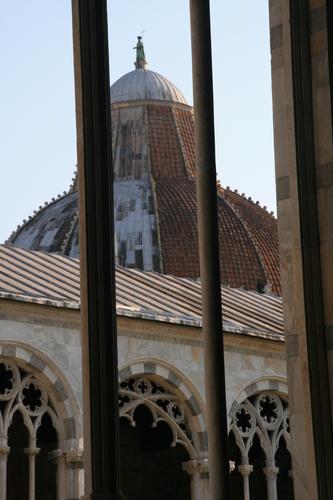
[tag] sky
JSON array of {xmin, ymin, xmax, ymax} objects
[{"xmin": 0, "ymin": 1, "xmax": 275, "ymax": 245}]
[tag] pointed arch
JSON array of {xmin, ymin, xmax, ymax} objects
[
  {"xmin": 119, "ymin": 357, "xmax": 207, "ymax": 458},
  {"xmin": 0, "ymin": 341, "xmax": 82, "ymax": 444}
]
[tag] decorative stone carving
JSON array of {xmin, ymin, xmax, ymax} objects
[
  {"xmin": 24, "ymin": 447, "xmax": 40, "ymax": 458},
  {"xmin": 0, "ymin": 360, "xmax": 61, "ymax": 439},
  {"xmin": 65, "ymin": 448, "xmax": 84, "ymax": 463},
  {"xmin": 230, "ymin": 392, "xmax": 290, "ymax": 500},
  {"xmin": 182, "ymin": 459, "xmax": 209, "ymax": 476},
  {"xmin": 0, "ymin": 361, "xmax": 20, "ymax": 400},
  {"xmin": 238, "ymin": 463, "xmax": 253, "ymax": 500},
  {"xmin": 234, "ymin": 404, "xmax": 256, "ymax": 437},
  {"xmin": 230, "ymin": 391, "xmax": 291, "ymax": 464},
  {"xmin": 238, "ymin": 464, "xmax": 253, "ymax": 477},
  {"xmin": 119, "ymin": 375, "xmax": 195, "ymax": 455},
  {"xmin": 19, "ymin": 378, "xmax": 47, "ymax": 416},
  {"xmin": 263, "ymin": 466, "xmax": 279, "ymax": 479},
  {"xmin": 0, "ymin": 446, "xmax": 10, "ymax": 461},
  {"xmin": 256, "ymin": 392, "xmax": 283, "ymax": 430},
  {"xmin": 53, "ymin": 449, "xmax": 66, "ymax": 464}
]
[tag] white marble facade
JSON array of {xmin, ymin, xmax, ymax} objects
[{"xmin": 0, "ymin": 298, "xmax": 290, "ymax": 500}]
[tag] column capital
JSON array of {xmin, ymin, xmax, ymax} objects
[
  {"xmin": 0, "ymin": 446, "xmax": 10, "ymax": 461},
  {"xmin": 54, "ymin": 448, "xmax": 84, "ymax": 463},
  {"xmin": 182, "ymin": 458, "xmax": 209, "ymax": 476},
  {"xmin": 263, "ymin": 466, "xmax": 279, "ymax": 479},
  {"xmin": 24, "ymin": 447, "xmax": 40, "ymax": 456},
  {"xmin": 65, "ymin": 448, "xmax": 84, "ymax": 463},
  {"xmin": 238, "ymin": 464, "xmax": 253, "ymax": 477},
  {"xmin": 53, "ymin": 449, "xmax": 66, "ymax": 463}
]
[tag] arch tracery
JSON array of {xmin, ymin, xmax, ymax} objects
[
  {"xmin": 0, "ymin": 351, "xmax": 83, "ymax": 500},
  {"xmin": 0, "ymin": 360, "xmax": 62, "ymax": 441},
  {"xmin": 119, "ymin": 359, "xmax": 209, "ymax": 499},
  {"xmin": 230, "ymin": 390, "xmax": 292, "ymax": 500},
  {"xmin": 119, "ymin": 375, "xmax": 196, "ymax": 457},
  {"xmin": 119, "ymin": 359, "xmax": 208, "ymax": 456}
]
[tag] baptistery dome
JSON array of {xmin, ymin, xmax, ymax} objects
[
  {"xmin": 111, "ymin": 69, "xmax": 187, "ymax": 105},
  {"xmin": 7, "ymin": 40, "xmax": 281, "ymax": 296}
]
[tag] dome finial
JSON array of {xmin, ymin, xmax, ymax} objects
[{"xmin": 133, "ymin": 36, "xmax": 147, "ymax": 70}]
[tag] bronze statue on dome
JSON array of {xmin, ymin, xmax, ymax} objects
[{"xmin": 134, "ymin": 36, "xmax": 146, "ymax": 63}]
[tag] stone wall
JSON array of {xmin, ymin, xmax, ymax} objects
[{"xmin": 270, "ymin": 0, "xmax": 333, "ymax": 497}]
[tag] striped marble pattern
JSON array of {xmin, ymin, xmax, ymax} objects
[{"xmin": 0, "ymin": 245, "xmax": 283, "ymax": 336}]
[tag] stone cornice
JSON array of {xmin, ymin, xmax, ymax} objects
[
  {"xmin": 0, "ymin": 298, "xmax": 81, "ymax": 329},
  {"xmin": 111, "ymin": 99, "xmax": 193, "ymax": 113},
  {"xmin": 0, "ymin": 298, "xmax": 285, "ymax": 355},
  {"xmin": 117, "ymin": 316, "xmax": 285, "ymax": 355}
]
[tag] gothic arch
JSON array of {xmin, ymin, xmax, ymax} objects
[
  {"xmin": 0, "ymin": 341, "xmax": 82, "ymax": 444},
  {"xmin": 0, "ymin": 342, "xmax": 84, "ymax": 499},
  {"xmin": 119, "ymin": 358, "xmax": 207, "ymax": 458},
  {"xmin": 228, "ymin": 377, "xmax": 293, "ymax": 500},
  {"xmin": 229, "ymin": 375, "xmax": 288, "ymax": 424}
]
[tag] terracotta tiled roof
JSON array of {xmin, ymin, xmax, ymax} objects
[
  {"xmin": 173, "ymin": 107, "xmax": 196, "ymax": 179},
  {"xmin": 222, "ymin": 189, "xmax": 281, "ymax": 296},
  {"xmin": 147, "ymin": 105, "xmax": 187, "ymax": 179},
  {"xmin": 154, "ymin": 179, "xmax": 274, "ymax": 293},
  {"xmin": 154, "ymin": 179, "xmax": 200, "ymax": 279}
]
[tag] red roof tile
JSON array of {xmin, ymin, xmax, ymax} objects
[
  {"xmin": 154, "ymin": 179, "xmax": 273, "ymax": 293},
  {"xmin": 147, "ymin": 105, "xmax": 187, "ymax": 179},
  {"xmin": 173, "ymin": 108, "xmax": 196, "ymax": 179}
]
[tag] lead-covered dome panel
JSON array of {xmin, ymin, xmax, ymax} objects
[
  {"xmin": 10, "ymin": 192, "xmax": 79, "ymax": 256},
  {"xmin": 111, "ymin": 69, "xmax": 187, "ymax": 105}
]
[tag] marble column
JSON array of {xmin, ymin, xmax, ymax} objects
[
  {"xmin": 53, "ymin": 450, "xmax": 66, "ymax": 500},
  {"xmin": 263, "ymin": 464, "xmax": 279, "ymax": 500},
  {"xmin": 24, "ymin": 446, "xmax": 40, "ymax": 500},
  {"xmin": 238, "ymin": 464, "xmax": 253, "ymax": 500},
  {"xmin": 65, "ymin": 448, "xmax": 84, "ymax": 500},
  {"xmin": 0, "ymin": 444, "xmax": 10, "ymax": 500},
  {"xmin": 183, "ymin": 459, "xmax": 209, "ymax": 500}
]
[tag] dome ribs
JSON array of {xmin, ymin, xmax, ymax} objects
[
  {"xmin": 147, "ymin": 105, "xmax": 188, "ymax": 179},
  {"xmin": 110, "ymin": 69, "xmax": 187, "ymax": 105},
  {"xmin": 154, "ymin": 179, "xmax": 267, "ymax": 291},
  {"xmin": 223, "ymin": 190, "xmax": 281, "ymax": 296},
  {"xmin": 10, "ymin": 192, "xmax": 80, "ymax": 257},
  {"xmin": 173, "ymin": 108, "xmax": 196, "ymax": 179},
  {"xmin": 216, "ymin": 196, "xmax": 266, "ymax": 291},
  {"xmin": 154, "ymin": 179, "xmax": 200, "ymax": 280}
]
